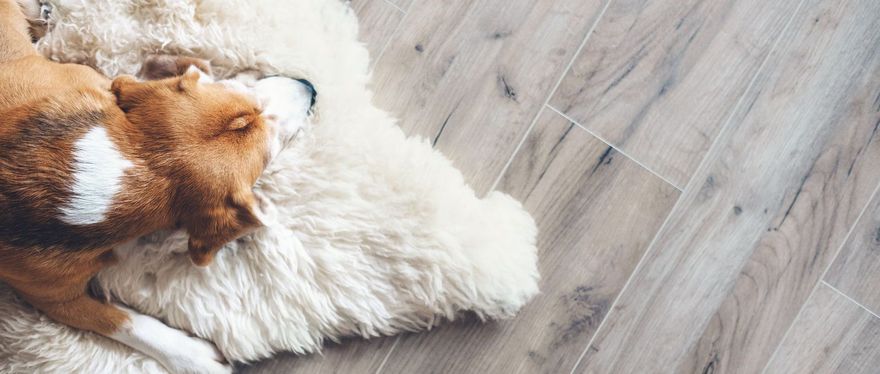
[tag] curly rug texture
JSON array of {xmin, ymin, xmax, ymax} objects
[{"xmin": 0, "ymin": 0, "xmax": 540, "ymax": 372}]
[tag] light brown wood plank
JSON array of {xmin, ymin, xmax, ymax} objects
[
  {"xmin": 550, "ymin": 0, "xmax": 802, "ymax": 188},
  {"xmin": 378, "ymin": 109, "xmax": 679, "ymax": 373},
  {"xmin": 574, "ymin": 0, "xmax": 880, "ymax": 372},
  {"xmin": 351, "ymin": 0, "xmax": 404, "ymax": 66},
  {"xmin": 237, "ymin": 337, "xmax": 396, "ymax": 374},
  {"xmin": 368, "ymin": 0, "xmax": 605, "ymax": 196},
  {"xmin": 764, "ymin": 283, "xmax": 880, "ymax": 374},
  {"xmin": 825, "ymin": 185, "xmax": 880, "ymax": 314}
]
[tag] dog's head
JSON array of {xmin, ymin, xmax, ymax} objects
[{"xmin": 110, "ymin": 67, "xmax": 313, "ymax": 265}]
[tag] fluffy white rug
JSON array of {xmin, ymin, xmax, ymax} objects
[{"xmin": 0, "ymin": 0, "xmax": 540, "ymax": 372}]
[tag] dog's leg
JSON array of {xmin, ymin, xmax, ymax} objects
[
  {"xmin": 0, "ymin": 0, "xmax": 37, "ymax": 62},
  {"xmin": 109, "ymin": 306, "xmax": 232, "ymax": 374},
  {"xmin": 0, "ymin": 248, "xmax": 232, "ymax": 374}
]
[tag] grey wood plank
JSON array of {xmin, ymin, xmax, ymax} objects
[
  {"xmin": 382, "ymin": 0, "xmax": 410, "ymax": 13},
  {"xmin": 351, "ymin": 0, "xmax": 404, "ymax": 66},
  {"xmin": 236, "ymin": 337, "xmax": 395, "ymax": 374},
  {"xmin": 825, "ymin": 184, "xmax": 880, "ymax": 315},
  {"xmin": 378, "ymin": 109, "xmax": 679, "ymax": 373},
  {"xmin": 368, "ymin": 0, "xmax": 605, "ymax": 196},
  {"xmin": 574, "ymin": 0, "xmax": 880, "ymax": 372},
  {"xmin": 550, "ymin": 0, "xmax": 802, "ymax": 188},
  {"xmin": 764, "ymin": 284, "xmax": 880, "ymax": 374}
]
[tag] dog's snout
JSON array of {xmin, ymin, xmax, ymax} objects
[
  {"xmin": 294, "ymin": 79, "xmax": 317, "ymax": 110},
  {"xmin": 252, "ymin": 76, "xmax": 316, "ymax": 129}
]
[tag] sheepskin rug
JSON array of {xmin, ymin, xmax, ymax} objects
[{"xmin": 0, "ymin": 0, "xmax": 540, "ymax": 372}]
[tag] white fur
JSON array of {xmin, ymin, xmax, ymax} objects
[
  {"xmin": 59, "ymin": 126, "xmax": 133, "ymax": 226},
  {"xmin": 111, "ymin": 307, "xmax": 231, "ymax": 374},
  {"xmin": 0, "ymin": 0, "xmax": 540, "ymax": 372},
  {"xmin": 252, "ymin": 77, "xmax": 311, "ymax": 161}
]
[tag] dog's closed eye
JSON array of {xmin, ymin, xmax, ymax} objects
[{"xmin": 228, "ymin": 117, "xmax": 251, "ymax": 131}]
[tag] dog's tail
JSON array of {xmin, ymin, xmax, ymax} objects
[{"xmin": 0, "ymin": 0, "xmax": 38, "ymax": 63}]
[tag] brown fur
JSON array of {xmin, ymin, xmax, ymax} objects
[{"xmin": 0, "ymin": 0, "xmax": 271, "ymax": 337}]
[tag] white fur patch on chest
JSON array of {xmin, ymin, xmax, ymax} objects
[{"xmin": 59, "ymin": 127, "xmax": 134, "ymax": 226}]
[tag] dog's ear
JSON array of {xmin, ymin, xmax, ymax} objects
[
  {"xmin": 185, "ymin": 190, "xmax": 263, "ymax": 266},
  {"xmin": 111, "ymin": 75, "xmax": 141, "ymax": 111},
  {"xmin": 178, "ymin": 67, "xmax": 200, "ymax": 91},
  {"xmin": 110, "ymin": 75, "xmax": 138, "ymax": 97}
]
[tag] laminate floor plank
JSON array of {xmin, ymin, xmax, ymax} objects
[
  {"xmin": 550, "ymin": 0, "xmax": 802, "ymax": 188},
  {"xmin": 377, "ymin": 109, "xmax": 679, "ymax": 373},
  {"xmin": 825, "ymin": 184, "xmax": 880, "ymax": 315},
  {"xmin": 383, "ymin": 0, "xmax": 409, "ymax": 13},
  {"xmin": 573, "ymin": 0, "xmax": 880, "ymax": 372},
  {"xmin": 368, "ymin": 0, "xmax": 606, "ymax": 196},
  {"xmin": 764, "ymin": 284, "xmax": 880, "ymax": 374},
  {"xmin": 237, "ymin": 337, "xmax": 396, "ymax": 374},
  {"xmin": 351, "ymin": 0, "xmax": 405, "ymax": 67}
]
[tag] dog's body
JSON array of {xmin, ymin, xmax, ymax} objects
[{"xmin": 0, "ymin": 1, "xmax": 313, "ymax": 372}]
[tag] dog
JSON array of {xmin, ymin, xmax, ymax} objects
[{"xmin": 0, "ymin": 1, "xmax": 314, "ymax": 373}]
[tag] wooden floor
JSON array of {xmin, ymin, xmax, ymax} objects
[{"xmin": 241, "ymin": 0, "xmax": 880, "ymax": 372}]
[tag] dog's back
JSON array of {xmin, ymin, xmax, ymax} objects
[{"xmin": 0, "ymin": 98, "xmax": 152, "ymax": 251}]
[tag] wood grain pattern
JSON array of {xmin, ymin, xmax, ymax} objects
[
  {"xmin": 377, "ymin": 109, "xmax": 679, "ymax": 373},
  {"xmin": 368, "ymin": 0, "xmax": 605, "ymax": 196},
  {"xmin": 764, "ymin": 284, "xmax": 880, "ymax": 374},
  {"xmin": 238, "ymin": 0, "xmax": 880, "ymax": 371},
  {"xmin": 574, "ymin": 0, "xmax": 880, "ymax": 372},
  {"xmin": 550, "ymin": 0, "xmax": 803, "ymax": 189},
  {"xmin": 237, "ymin": 337, "xmax": 396, "ymax": 374},
  {"xmin": 825, "ymin": 186, "xmax": 880, "ymax": 315},
  {"xmin": 351, "ymin": 0, "xmax": 404, "ymax": 66}
]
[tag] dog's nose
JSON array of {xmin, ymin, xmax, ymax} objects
[{"xmin": 294, "ymin": 79, "xmax": 317, "ymax": 111}]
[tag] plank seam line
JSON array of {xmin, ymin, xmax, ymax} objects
[
  {"xmin": 569, "ymin": 0, "xmax": 810, "ymax": 370},
  {"xmin": 382, "ymin": 0, "xmax": 406, "ymax": 13},
  {"xmin": 374, "ymin": 334, "xmax": 401, "ymax": 374},
  {"xmin": 489, "ymin": 0, "xmax": 614, "ymax": 192},
  {"xmin": 369, "ymin": 1, "xmax": 411, "ymax": 71},
  {"xmin": 761, "ymin": 180, "xmax": 880, "ymax": 374},
  {"xmin": 823, "ymin": 280, "xmax": 880, "ymax": 321},
  {"xmin": 567, "ymin": 157, "xmax": 684, "ymax": 374},
  {"xmin": 547, "ymin": 104, "xmax": 683, "ymax": 191}
]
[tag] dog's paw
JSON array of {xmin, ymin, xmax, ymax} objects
[
  {"xmin": 114, "ymin": 310, "xmax": 232, "ymax": 374},
  {"xmin": 160, "ymin": 335, "xmax": 232, "ymax": 374}
]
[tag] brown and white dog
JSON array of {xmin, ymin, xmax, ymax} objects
[{"xmin": 0, "ymin": 1, "xmax": 313, "ymax": 373}]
